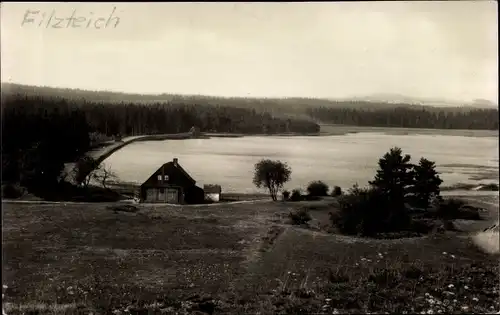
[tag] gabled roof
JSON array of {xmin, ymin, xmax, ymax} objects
[
  {"xmin": 169, "ymin": 161, "xmax": 196, "ymax": 184},
  {"xmin": 140, "ymin": 160, "xmax": 196, "ymax": 186}
]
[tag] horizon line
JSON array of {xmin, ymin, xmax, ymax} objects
[{"xmin": 1, "ymin": 81, "xmax": 497, "ymax": 106}]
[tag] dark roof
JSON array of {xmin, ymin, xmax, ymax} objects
[
  {"xmin": 170, "ymin": 161, "xmax": 196, "ymax": 183},
  {"xmin": 140, "ymin": 160, "xmax": 196, "ymax": 187},
  {"xmin": 203, "ymin": 184, "xmax": 221, "ymax": 193}
]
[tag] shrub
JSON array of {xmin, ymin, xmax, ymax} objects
[
  {"xmin": 332, "ymin": 186, "xmax": 342, "ymax": 197},
  {"xmin": 306, "ymin": 180, "xmax": 329, "ymax": 197},
  {"xmin": 434, "ymin": 198, "xmax": 465, "ymax": 220},
  {"xmin": 282, "ymin": 190, "xmax": 290, "ymax": 201},
  {"xmin": 1, "ymin": 184, "xmax": 26, "ymax": 199},
  {"xmin": 330, "ymin": 185, "xmax": 411, "ymax": 237},
  {"xmin": 290, "ymin": 189, "xmax": 303, "ymax": 202},
  {"xmin": 289, "ymin": 208, "xmax": 312, "ymax": 225},
  {"xmin": 431, "ymin": 197, "xmax": 480, "ymax": 220}
]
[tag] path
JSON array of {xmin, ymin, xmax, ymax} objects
[{"xmin": 1, "ymin": 198, "xmax": 272, "ymax": 207}]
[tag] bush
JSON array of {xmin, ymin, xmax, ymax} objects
[
  {"xmin": 289, "ymin": 208, "xmax": 312, "ymax": 225},
  {"xmin": 330, "ymin": 185, "xmax": 411, "ymax": 237},
  {"xmin": 430, "ymin": 197, "xmax": 480, "ymax": 220},
  {"xmin": 290, "ymin": 189, "xmax": 303, "ymax": 202},
  {"xmin": 306, "ymin": 180, "xmax": 329, "ymax": 197},
  {"xmin": 332, "ymin": 186, "xmax": 342, "ymax": 197},
  {"xmin": 282, "ymin": 190, "xmax": 290, "ymax": 201},
  {"xmin": 1, "ymin": 184, "xmax": 26, "ymax": 199}
]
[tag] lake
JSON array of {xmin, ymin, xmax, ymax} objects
[{"xmin": 105, "ymin": 132, "xmax": 499, "ymax": 194}]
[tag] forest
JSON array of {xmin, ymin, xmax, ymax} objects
[
  {"xmin": 306, "ymin": 106, "xmax": 498, "ymax": 130},
  {"xmin": 1, "ymin": 92, "xmax": 319, "ymax": 192}
]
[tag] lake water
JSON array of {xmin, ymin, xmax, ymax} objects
[{"xmin": 105, "ymin": 133, "xmax": 499, "ymax": 194}]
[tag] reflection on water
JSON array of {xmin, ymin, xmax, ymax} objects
[{"xmin": 105, "ymin": 133, "xmax": 499, "ymax": 194}]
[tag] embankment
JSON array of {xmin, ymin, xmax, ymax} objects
[{"xmin": 89, "ymin": 131, "xmax": 320, "ymax": 165}]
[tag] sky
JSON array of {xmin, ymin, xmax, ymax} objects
[{"xmin": 1, "ymin": 1, "xmax": 498, "ymax": 103}]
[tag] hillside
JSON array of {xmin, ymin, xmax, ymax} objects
[
  {"xmin": 2, "ymin": 83, "xmax": 496, "ymax": 117},
  {"xmin": 2, "ymin": 197, "xmax": 499, "ymax": 314}
]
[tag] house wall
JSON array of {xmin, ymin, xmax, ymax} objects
[
  {"xmin": 140, "ymin": 160, "xmax": 203, "ymax": 204},
  {"xmin": 142, "ymin": 187, "xmax": 181, "ymax": 204},
  {"xmin": 205, "ymin": 193, "xmax": 220, "ymax": 202},
  {"xmin": 184, "ymin": 185, "xmax": 205, "ymax": 204}
]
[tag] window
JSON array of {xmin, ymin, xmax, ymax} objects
[
  {"xmin": 160, "ymin": 188, "xmax": 165, "ymax": 194},
  {"xmin": 164, "ymin": 175, "xmax": 169, "ymax": 181},
  {"xmin": 157, "ymin": 175, "xmax": 162, "ymax": 181}
]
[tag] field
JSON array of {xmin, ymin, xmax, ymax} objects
[{"xmin": 2, "ymin": 197, "xmax": 499, "ymax": 314}]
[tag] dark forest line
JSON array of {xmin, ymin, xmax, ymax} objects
[
  {"xmin": 3, "ymin": 82, "xmax": 498, "ymax": 117},
  {"xmin": 1, "ymin": 91, "xmax": 320, "ymax": 195},
  {"xmin": 306, "ymin": 107, "xmax": 498, "ymax": 130}
]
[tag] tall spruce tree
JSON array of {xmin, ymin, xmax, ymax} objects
[
  {"xmin": 410, "ymin": 157, "xmax": 443, "ymax": 210},
  {"xmin": 369, "ymin": 147, "xmax": 414, "ymax": 205}
]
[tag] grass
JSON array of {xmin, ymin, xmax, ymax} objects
[{"xmin": 2, "ymin": 196, "xmax": 499, "ymax": 314}]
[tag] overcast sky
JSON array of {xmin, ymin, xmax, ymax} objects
[{"xmin": 1, "ymin": 2, "xmax": 497, "ymax": 102}]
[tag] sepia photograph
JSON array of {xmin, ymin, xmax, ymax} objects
[{"xmin": 1, "ymin": 1, "xmax": 499, "ymax": 314}]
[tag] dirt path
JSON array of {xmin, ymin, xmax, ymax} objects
[{"xmin": 1, "ymin": 199, "xmax": 273, "ymax": 207}]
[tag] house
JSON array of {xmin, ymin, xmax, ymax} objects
[
  {"xmin": 139, "ymin": 158, "xmax": 204, "ymax": 204},
  {"xmin": 204, "ymin": 184, "xmax": 222, "ymax": 202}
]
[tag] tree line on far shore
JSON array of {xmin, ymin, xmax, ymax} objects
[{"xmin": 306, "ymin": 106, "xmax": 498, "ymax": 130}]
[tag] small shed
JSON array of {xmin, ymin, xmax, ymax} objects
[
  {"xmin": 204, "ymin": 184, "xmax": 222, "ymax": 202},
  {"xmin": 139, "ymin": 158, "xmax": 204, "ymax": 204}
]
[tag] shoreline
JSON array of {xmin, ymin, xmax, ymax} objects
[
  {"xmin": 86, "ymin": 131, "xmax": 322, "ymax": 162},
  {"xmin": 65, "ymin": 126, "xmax": 497, "ymax": 185},
  {"xmin": 89, "ymin": 126, "xmax": 498, "ymax": 163}
]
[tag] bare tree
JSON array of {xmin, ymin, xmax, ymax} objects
[{"xmin": 94, "ymin": 163, "xmax": 117, "ymax": 189}]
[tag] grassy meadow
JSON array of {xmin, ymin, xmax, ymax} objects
[{"xmin": 2, "ymin": 195, "xmax": 499, "ymax": 315}]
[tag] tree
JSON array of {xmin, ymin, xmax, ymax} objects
[
  {"xmin": 73, "ymin": 156, "xmax": 101, "ymax": 189},
  {"xmin": 332, "ymin": 186, "xmax": 342, "ymax": 197},
  {"xmin": 252, "ymin": 159, "xmax": 292, "ymax": 201},
  {"xmin": 290, "ymin": 188, "xmax": 302, "ymax": 201},
  {"xmin": 368, "ymin": 147, "xmax": 415, "ymax": 231},
  {"xmin": 307, "ymin": 180, "xmax": 329, "ymax": 196},
  {"xmin": 369, "ymin": 147, "xmax": 414, "ymax": 205},
  {"xmin": 94, "ymin": 163, "xmax": 117, "ymax": 189},
  {"xmin": 410, "ymin": 158, "xmax": 443, "ymax": 209}
]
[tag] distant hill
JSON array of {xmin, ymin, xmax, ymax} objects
[
  {"xmin": 1, "ymin": 83, "xmax": 496, "ymax": 118},
  {"xmin": 344, "ymin": 93, "xmax": 498, "ymax": 108}
]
